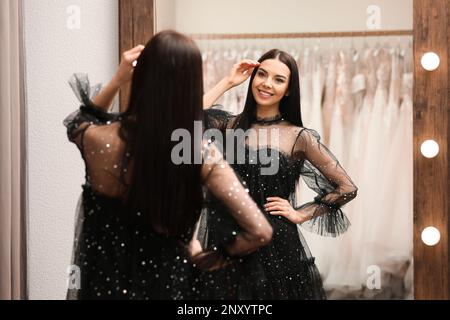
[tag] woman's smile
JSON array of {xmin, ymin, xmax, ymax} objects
[{"xmin": 257, "ymin": 89, "xmax": 274, "ymax": 99}]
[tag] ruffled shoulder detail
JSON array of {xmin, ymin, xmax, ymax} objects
[
  {"xmin": 203, "ymin": 105, "xmax": 236, "ymax": 131},
  {"xmin": 64, "ymin": 74, "xmax": 121, "ymax": 144},
  {"xmin": 69, "ymin": 73, "xmax": 102, "ymax": 107}
]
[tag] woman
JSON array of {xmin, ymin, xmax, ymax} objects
[
  {"xmin": 201, "ymin": 49, "xmax": 358, "ymax": 299},
  {"xmin": 64, "ymin": 30, "xmax": 272, "ymax": 300}
]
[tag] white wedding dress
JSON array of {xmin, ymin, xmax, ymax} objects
[
  {"xmin": 322, "ymin": 49, "xmax": 367, "ymax": 293},
  {"xmin": 301, "ymin": 49, "xmax": 352, "ymax": 290},
  {"xmin": 321, "ymin": 51, "xmax": 338, "ymax": 146},
  {"xmin": 359, "ymin": 49, "xmax": 393, "ymax": 288}
]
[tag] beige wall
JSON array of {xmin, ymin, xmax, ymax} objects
[
  {"xmin": 155, "ymin": 0, "xmax": 412, "ymax": 33},
  {"xmin": 25, "ymin": 0, "xmax": 118, "ymax": 300}
]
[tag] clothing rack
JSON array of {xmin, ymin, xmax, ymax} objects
[{"xmin": 190, "ymin": 30, "xmax": 413, "ymax": 40}]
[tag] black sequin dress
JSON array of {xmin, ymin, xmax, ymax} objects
[
  {"xmin": 64, "ymin": 75, "xmax": 271, "ymax": 300},
  {"xmin": 201, "ymin": 106, "xmax": 358, "ymax": 299},
  {"xmin": 64, "ymin": 74, "xmax": 198, "ymax": 300}
]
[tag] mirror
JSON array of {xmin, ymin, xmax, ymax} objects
[
  {"xmin": 155, "ymin": 0, "xmax": 414, "ymax": 300},
  {"xmin": 23, "ymin": 0, "xmax": 421, "ymax": 300}
]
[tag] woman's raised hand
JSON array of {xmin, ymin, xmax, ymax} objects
[
  {"xmin": 113, "ymin": 44, "xmax": 145, "ymax": 87},
  {"xmin": 227, "ymin": 60, "xmax": 260, "ymax": 87},
  {"xmin": 90, "ymin": 45, "xmax": 145, "ymax": 112}
]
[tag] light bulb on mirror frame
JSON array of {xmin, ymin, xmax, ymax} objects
[
  {"xmin": 420, "ymin": 139, "xmax": 439, "ymax": 158},
  {"xmin": 421, "ymin": 226, "xmax": 441, "ymax": 246},
  {"xmin": 421, "ymin": 52, "xmax": 440, "ymax": 71}
]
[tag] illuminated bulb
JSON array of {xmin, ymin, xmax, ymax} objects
[
  {"xmin": 421, "ymin": 52, "xmax": 440, "ymax": 71},
  {"xmin": 421, "ymin": 226, "xmax": 441, "ymax": 246},
  {"xmin": 420, "ymin": 140, "xmax": 439, "ymax": 158}
]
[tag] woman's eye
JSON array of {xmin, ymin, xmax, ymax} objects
[{"xmin": 275, "ymin": 78, "xmax": 284, "ymax": 83}]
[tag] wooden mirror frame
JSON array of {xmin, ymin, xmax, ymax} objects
[
  {"xmin": 119, "ymin": 0, "xmax": 155, "ymax": 109},
  {"xmin": 413, "ymin": 0, "xmax": 449, "ymax": 300},
  {"xmin": 118, "ymin": 0, "xmax": 450, "ymax": 299}
]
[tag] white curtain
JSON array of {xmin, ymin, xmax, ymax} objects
[{"xmin": 0, "ymin": 0, "xmax": 27, "ymax": 300}]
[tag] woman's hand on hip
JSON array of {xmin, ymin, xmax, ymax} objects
[{"xmin": 265, "ymin": 197, "xmax": 311, "ymax": 224}]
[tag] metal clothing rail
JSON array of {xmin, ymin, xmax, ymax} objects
[{"xmin": 190, "ymin": 30, "xmax": 413, "ymax": 40}]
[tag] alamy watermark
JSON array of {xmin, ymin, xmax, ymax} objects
[
  {"xmin": 366, "ymin": 265, "xmax": 381, "ymax": 290},
  {"xmin": 66, "ymin": 5, "xmax": 81, "ymax": 30},
  {"xmin": 171, "ymin": 121, "xmax": 281, "ymax": 176},
  {"xmin": 366, "ymin": 5, "xmax": 382, "ymax": 30},
  {"xmin": 67, "ymin": 265, "xmax": 81, "ymax": 290}
]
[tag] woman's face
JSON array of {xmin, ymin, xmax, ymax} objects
[{"xmin": 251, "ymin": 59, "xmax": 291, "ymax": 108}]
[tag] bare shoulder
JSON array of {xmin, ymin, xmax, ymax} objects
[
  {"xmin": 291, "ymin": 126, "xmax": 321, "ymax": 138},
  {"xmin": 281, "ymin": 123, "xmax": 308, "ymax": 138},
  {"xmin": 285, "ymin": 125, "xmax": 323, "ymax": 149},
  {"xmin": 83, "ymin": 122, "xmax": 124, "ymax": 151}
]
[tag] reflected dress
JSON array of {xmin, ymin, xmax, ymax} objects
[{"xmin": 202, "ymin": 107, "xmax": 358, "ymax": 299}]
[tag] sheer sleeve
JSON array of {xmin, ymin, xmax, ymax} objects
[
  {"xmin": 200, "ymin": 142, "xmax": 272, "ymax": 256},
  {"xmin": 292, "ymin": 128, "xmax": 358, "ymax": 237},
  {"xmin": 203, "ymin": 105, "xmax": 236, "ymax": 131},
  {"xmin": 63, "ymin": 73, "xmax": 121, "ymax": 150}
]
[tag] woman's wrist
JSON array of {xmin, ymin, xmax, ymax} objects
[
  {"xmin": 203, "ymin": 77, "xmax": 235, "ymax": 108},
  {"xmin": 111, "ymin": 74, "xmax": 125, "ymax": 90},
  {"xmin": 295, "ymin": 208, "xmax": 314, "ymax": 224},
  {"xmin": 223, "ymin": 76, "xmax": 236, "ymax": 90}
]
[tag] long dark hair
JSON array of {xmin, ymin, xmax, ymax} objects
[
  {"xmin": 120, "ymin": 30, "xmax": 204, "ymax": 237},
  {"xmin": 234, "ymin": 49, "xmax": 303, "ymax": 131}
]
